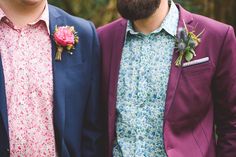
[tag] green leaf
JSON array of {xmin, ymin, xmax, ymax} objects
[
  {"xmin": 175, "ymin": 52, "xmax": 184, "ymax": 67},
  {"xmin": 185, "ymin": 51, "xmax": 194, "ymax": 62},
  {"xmin": 190, "ymin": 49, "xmax": 196, "ymax": 56}
]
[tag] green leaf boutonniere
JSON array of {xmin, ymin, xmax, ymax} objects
[
  {"xmin": 175, "ymin": 22, "xmax": 204, "ymax": 66},
  {"xmin": 53, "ymin": 26, "xmax": 79, "ymax": 61}
]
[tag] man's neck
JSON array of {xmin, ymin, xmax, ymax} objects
[
  {"xmin": 0, "ymin": 0, "xmax": 46, "ymax": 28},
  {"xmin": 133, "ymin": 0, "xmax": 169, "ymax": 35}
]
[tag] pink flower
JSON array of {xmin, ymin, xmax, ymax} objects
[
  {"xmin": 54, "ymin": 26, "xmax": 75, "ymax": 47},
  {"xmin": 53, "ymin": 26, "xmax": 79, "ymax": 61}
]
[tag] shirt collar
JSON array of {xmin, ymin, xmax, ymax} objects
[
  {"xmin": 0, "ymin": 7, "xmax": 5, "ymax": 20},
  {"xmin": 0, "ymin": 3, "xmax": 50, "ymax": 34},
  {"xmin": 28, "ymin": 3, "xmax": 50, "ymax": 34},
  {"xmin": 126, "ymin": 0, "xmax": 179, "ymax": 37}
]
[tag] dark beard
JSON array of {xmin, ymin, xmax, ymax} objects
[{"xmin": 117, "ymin": 0, "xmax": 161, "ymax": 21}]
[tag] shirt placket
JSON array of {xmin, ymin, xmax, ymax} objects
[
  {"xmin": 16, "ymin": 28, "xmax": 30, "ymax": 106},
  {"xmin": 10, "ymin": 28, "xmax": 31, "ymax": 155},
  {"xmin": 135, "ymin": 35, "xmax": 150, "ymax": 157}
]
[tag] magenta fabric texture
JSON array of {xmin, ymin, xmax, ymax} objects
[{"xmin": 97, "ymin": 4, "xmax": 236, "ymax": 157}]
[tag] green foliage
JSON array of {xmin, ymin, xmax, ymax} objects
[
  {"xmin": 48, "ymin": 0, "xmax": 117, "ymax": 27},
  {"xmin": 48, "ymin": 0, "xmax": 236, "ymax": 30},
  {"xmin": 174, "ymin": 0, "xmax": 201, "ymax": 13}
]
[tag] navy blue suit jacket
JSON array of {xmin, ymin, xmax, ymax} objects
[{"xmin": 0, "ymin": 5, "xmax": 104, "ymax": 157}]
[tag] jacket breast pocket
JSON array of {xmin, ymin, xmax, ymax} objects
[
  {"xmin": 167, "ymin": 62, "xmax": 214, "ymax": 128},
  {"xmin": 182, "ymin": 60, "xmax": 212, "ymax": 76}
]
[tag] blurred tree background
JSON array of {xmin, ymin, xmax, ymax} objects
[{"xmin": 48, "ymin": 0, "xmax": 236, "ymax": 30}]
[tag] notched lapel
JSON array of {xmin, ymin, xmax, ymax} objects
[
  {"xmin": 164, "ymin": 48, "xmax": 183, "ymax": 117},
  {"xmin": 164, "ymin": 4, "xmax": 194, "ymax": 117},
  {"xmin": 49, "ymin": 5, "xmax": 66, "ymax": 153},
  {"xmin": 108, "ymin": 19, "xmax": 127, "ymax": 144},
  {"xmin": 109, "ymin": 21, "xmax": 127, "ymax": 101}
]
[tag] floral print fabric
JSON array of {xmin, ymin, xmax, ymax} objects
[
  {"xmin": 0, "ymin": 5, "xmax": 56, "ymax": 157},
  {"xmin": 113, "ymin": 1, "xmax": 179, "ymax": 157}
]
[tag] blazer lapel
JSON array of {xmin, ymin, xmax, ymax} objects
[
  {"xmin": 49, "ymin": 5, "xmax": 66, "ymax": 153},
  {"xmin": 164, "ymin": 4, "xmax": 194, "ymax": 116},
  {"xmin": 108, "ymin": 19, "xmax": 127, "ymax": 147},
  {"xmin": 0, "ymin": 57, "xmax": 8, "ymax": 136}
]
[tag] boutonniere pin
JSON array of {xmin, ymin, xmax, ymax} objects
[
  {"xmin": 53, "ymin": 26, "xmax": 79, "ymax": 61},
  {"xmin": 175, "ymin": 22, "xmax": 204, "ymax": 66}
]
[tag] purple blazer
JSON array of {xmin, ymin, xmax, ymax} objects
[{"xmin": 97, "ymin": 4, "xmax": 236, "ymax": 157}]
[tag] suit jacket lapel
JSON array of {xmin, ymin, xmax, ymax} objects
[
  {"xmin": 49, "ymin": 5, "xmax": 66, "ymax": 153},
  {"xmin": 108, "ymin": 19, "xmax": 127, "ymax": 147},
  {"xmin": 164, "ymin": 4, "xmax": 194, "ymax": 116},
  {"xmin": 0, "ymin": 57, "xmax": 8, "ymax": 136}
]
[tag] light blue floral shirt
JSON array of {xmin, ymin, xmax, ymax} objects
[{"xmin": 113, "ymin": 1, "xmax": 179, "ymax": 157}]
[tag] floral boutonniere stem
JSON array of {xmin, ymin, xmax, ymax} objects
[
  {"xmin": 175, "ymin": 21, "xmax": 204, "ymax": 66},
  {"xmin": 53, "ymin": 26, "xmax": 79, "ymax": 61}
]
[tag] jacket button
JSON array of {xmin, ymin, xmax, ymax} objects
[{"xmin": 5, "ymin": 148, "xmax": 10, "ymax": 152}]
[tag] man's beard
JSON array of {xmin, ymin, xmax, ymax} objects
[{"xmin": 117, "ymin": 0, "xmax": 161, "ymax": 21}]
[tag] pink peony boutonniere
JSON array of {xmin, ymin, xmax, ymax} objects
[
  {"xmin": 53, "ymin": 26, "xmax": 79, "ymax": 61},
  {"xmin": 175, "ymin": 21, "xmax": 204, "ymax": 67}
]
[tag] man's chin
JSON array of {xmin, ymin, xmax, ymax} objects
[{"xmin": 21, "ymin": 0, "xmax": 45, "ymax": 6}]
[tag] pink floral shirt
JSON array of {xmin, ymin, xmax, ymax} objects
[{"xmin": 0, "ymin": 4, "xmax": 56, "ymax": 157}]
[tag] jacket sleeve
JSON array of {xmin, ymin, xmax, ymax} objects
[
  {"xmin": 213, "ymin": 26, "xmax": 236, "ymax": 157},
  {"xmin": 82, "ymin": 22, "xmax": 105, "ymax": 157}
]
